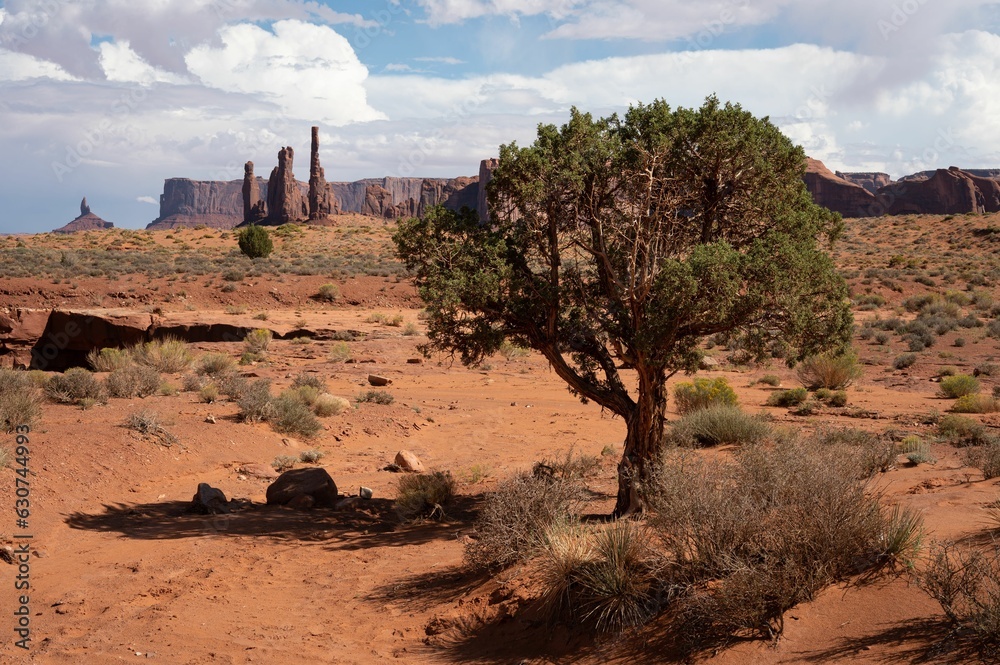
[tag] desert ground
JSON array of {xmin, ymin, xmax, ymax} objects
[{"xmin": 3, "ymin": 212, "xmax": 1000, "ymax": 663}]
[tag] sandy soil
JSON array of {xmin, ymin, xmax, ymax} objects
[{"xmin": 1, "ymin": 216, "xmax": 1000, "ymax": 663}]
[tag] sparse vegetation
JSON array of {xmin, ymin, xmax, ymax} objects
[
  {"xmin": 105, "ymin": 364, "xmax": 161, "ymax": 398},
  {"xmin": 920, "ymin": 543, "xmax": 1000, "ymax": 650},
  {"xmin": 197, "ymin": 352, "xmax": 236, "ymax": 377},
  {"xmin": 46, "ymin": 368, "xmax": 106, "ymax": 405},
  {"xmin": 313, "ymin": 393, "xmax": 349, "ymax": 417},
  {"xmin": 237, "ymin": 379, "xmax": 274, "ymax": 423},
  {"xmin": 299, "ymin": 449, "xmax": 325, "ymax": 463},
  {"xmin": 765, "ymin": 387, "xmax": 808, "ymax": 407},
  {"xmin": 673, "ymin": 377, "xmax": 738, "ymax": 415},
  {"xmin": 395, "ymin": 471, "xmax": 457, "ymax": 521},
  {"xmin": 796, "ymin": 351, "xmax": 863, "ymax": 390},
  {"xmin": 317, "ymin": 283, "xmax": 340, "ymax": 302},
  {"xmin": 272, "ymin": 455, "xmax": 297, "ymax": 472},
  {"xmin": 0, "ymin": 369, "xmax": 42, "ymax": 432},
  {"xmin": 357, "ymin": 390, "xmax": 394, "ymax": 405},
  {"xmin": 269, "ymin": 391, "xmax": 322, "ymax": 438},
  {"xmin": 940, "ymin": 374, "xmax": 982, "ymax": 399},
  {"xmin": 86, "ymin": 347, "xmax": 132, "ymax": 372},
  {"xmin": 668, "ymin": 405, "xmax": 771, "ymax": 447},
  {"xmin": 238, "ymin": 224, "xmax": 273, "ymax": 259}
]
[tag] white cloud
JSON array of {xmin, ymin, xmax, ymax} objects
[
  {"xmin": 185, "ymin": 20, "xmax": 385, "ymax": 126},
  {"xmin": 99, "ymin": 41, "xmax": 188, "ymax": 85},
  {"xmin": 136, "ymin": 196, "xmax": 158, "ymax": 204},
  {"xmin": 0, "ymin": 47, "xmax": 76, "ymax": 81},
  {"xmin": 414, "ymin": 56, "xmax": 465, "ymax": 65}
]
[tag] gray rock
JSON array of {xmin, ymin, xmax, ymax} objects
[{"xmin": 191, "ymin": 483, "xmax": 230, "ymax": 514}]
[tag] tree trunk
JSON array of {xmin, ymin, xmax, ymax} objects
[{"xmin": 613, "ymin": 369, "xmax": 668, "ymax": 517}]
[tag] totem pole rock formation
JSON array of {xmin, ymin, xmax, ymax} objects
[
  {"xmin": 242, "ymin": 161, "xmax": 266, "ymax": 224},
  {"xmin": 53, "ymin": 197, "xmax": 115, "ymax": 233},
  {"xmin": 265, "ymin": 146, "xmax": 306, "ymax": 225},
  {"xmin": 80, "ymin": 197, "xmax": 91, "ymax": 215},
  {"xmin": 308, "ymin": 126, "xmax": 335, "ymax": 220}
]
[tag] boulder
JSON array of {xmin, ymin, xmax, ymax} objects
[
  {"xmin": 394, "ymin": 450, "xmax": 424, "ymax": 473},
  {"xmin": 190, "ymin": 483, "xmax": 230, "ymax": 514},
  {"xmin": 266, "ymin": 468, "xmax": 338, "ymax": 508},
  {"xmin": 237, "ymin": 463, "xmax": 279, "ymax": 480},
  {"xmin": 368, "ymin": 374, "xmax": 391, "ymax": 386}
]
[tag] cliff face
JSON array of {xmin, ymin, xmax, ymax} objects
[
  {"xmin": 835, "ymin": 171, "xmax": 893, "ymax": 195},
  {"xmin": 150, "ymin": 178, "xmax": 245, "ymax": 229},
  {"xmin": 802, "ymin": 159, "xmax": 877, "ymax": 218},
  {"xmin": 876, "ymin": 167, "xmax": 1000, "ymax": 215}
]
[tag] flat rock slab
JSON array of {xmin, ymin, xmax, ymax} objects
[{"xmin": 266, "ymin": 468, "xmax": 338, "ymax": 508}]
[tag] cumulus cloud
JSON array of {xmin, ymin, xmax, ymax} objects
[
  {"xmin": 136, "ymin": 196, "xmax": 158, "ymax": 204},
  {"xmin": 185, "ymin": 20, "xmax": 385, "ymax": 126},
  {"xmin": 0, "ymin": 47, "xmax": 76, "ymax": 81},
  {"xmin": 99, "ymin": 41, "xmax": 188, "ymax": 85}
]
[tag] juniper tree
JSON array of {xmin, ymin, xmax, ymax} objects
[{"xmin": 394, "ymin": 97, "xmax": 852, "ymax": 516}]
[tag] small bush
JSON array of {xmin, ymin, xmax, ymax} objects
[
  {"xmin": 765, "ymin": 387, "xmax": 808, "ymax": 407},
  {"xmin": 86, "ymin": 347, "xmax": 132, "ymax": 372},
  {"xmin": 534, "ymin": 448, "xmax": 602, "ymax": 480},
  {"xmin": 402, "ymin": 322, "xmax": 419, "ymax": 336},
  {"xmin": 920, "ymin": 543, "xmax": 1000, "ymax": 649},
  {"xmin": 314, "ymin": 393, "xmax": 349, "ymax": 417},
  {"xmin": 357, "ymin": 390, "xmax": 394, "ymax": 405},
  {"xmin": 465, "ymin": 471, "xmax": 583, "ymax": 571},
  {"xmin": 199, "ymin": 384, "xmax": 219, "ymax": 404},
  {"xmin": 197, "ymin": 353, "xmax": 236, "ymax": 377},
  {"xmin": 499, "ymin": 340, "xmax": 530, "ymax": 360},
  {"xmin": 758, "ymin": 374, "xmax": 781, "ymax": 387},
  {"xmin": 978, "ymin": 363, "xmax": 1000, "ymax": 377},
  {"xmin": 125, "ymin": 408, "xmax": 162, "ymax": 434},
  {"xmin": 673, "ymin": 377, "xmax": 738, "ymax": 415},
  {"xmin": 217, "ymin": 372, "xmax": 248, "ymax": 399},
  {"xmin": 900, "ymin": 435, "xmax": 935, "ymax": 464},
  {"xmin": 105, "ymin": 364, "xmax": 162, "ymax": 398},
  {"xmin": 940, "ymin": 374, "xmax": 981, "ymax": 398},
  {"xmin": 132, "ymin": 337, "xmax": 191, "ymax": 373},
  {"xmin": 938, "ymin": 414, "xmax": 990, "ymax": 446},
  {"xmin": 272, "ymin": 455, "xmax": 297, "ymax": 472},
  {"xmin": 238, "ymin": 224, "xmax": 273, "ymax": 259},
  {"xmin": 963, "ymin": 441, "xmax": 1000, "ymax": 479},
  {"xmin": 299, "ymin": 449, "xmax": 325, "ymax": 463},
  {"xmin": 893, "ymin": 353, "xmax": 918, "ymax": 370},
  {"xmin": 237, "ymin": 379, "xmax": 273, "ymax": 423},
  {"xmin": 182, "ymin": 373, "xmax": 205, "ymax": 392},
  {"xmin": 243, "ymin": 329, "xmax": 273, "ymax": 356},
  {"xmin": 668, "ymin": 405, "xmax": 771, "ymax": 447},
  {"xmin": 952, "ymin": 394, "xmax": 1000, "ymax": 414},
  {"xmin": 828, "ymin": 390, "xmax": 848, "ymax": 407},
  {"xmin": 396, "ymin": 471, "xmax": 457, "ymax": 521},
  {"xmin": 329, "ymin": 341, "xmax": 352, "ymax": 362},
  {"xmin": 0, "ymin": 370, "xmax": 42, "ymax": 432},
  {"xmin": 270, "ymin": 392, "xmax": 322, "ymax": 438},
  {"xmin": 46, "ymin": 368, "xmax": 106, "ymax": 405},
  {"xmin": 318, "ymin": 283, "xmax": 340, "ymax": 302},
  {"xmin": 796, "ymin": 351, "xmax": 863, "ymax": 390}
]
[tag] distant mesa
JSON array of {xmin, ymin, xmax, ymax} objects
[
  {"xmin": 804, "ymin": 159, "xmax": 1000, "ymax": 218},
  {"xmin": 53, "ymin": 197, "xmax": 115, "ymax": 234},
  {"xmin": 147, "ymin": 125, "xmax": 492, "ymax": 231}
]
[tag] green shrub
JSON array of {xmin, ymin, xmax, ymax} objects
[
  {"xmin": 893, "ymin": 353, "xmax": 917, "ymax": 370},
  {"xmin": 758, "ymin": 374, "xmax": 781, "ymax": 387},
  {"xmin": 938, "ymin": 414, "xmax": 990, "ymax": 446},
  {"xmin": 539, "ymin": 520, "xmax": 659, "ymax": 632},
  {"xmin": 318, "ymin": 283, "xmax": 340, "ymax": 302},
  {"xmin": 199, "ymin": 384, "xmax": 219, "ymax": 404},
  {"xmin": 0, "ymin": 370, "xmax": 42, "ymax": 432},
  {"xmin": 86, "ymin": 347, "xmax": 132, "ymax": 372},
  {"xmin": 673, "ymin": 377, "xmax": 738, "ymax": 415},
  {"xmin": 796, "ymin": 351, "xmax": 863, "ymax": 390},
  {"xmin": 765, "ymin": 387, "xmax": 808, "ymax": 407},
  {"xmin": 357, "ymin": 390, "xmax": 394, "ymax": 405},
  {"xmin": 197, "ymin": 352, "xmax": 236, "ymax": 377},
  {"xmin": 465, "ymin": 471, "xmax": 583, "ymax": 571},
  {"xmin": 977, "ymin": 363, "xmax": 1000, "ymax": 377},
  {"xmin": 237, "ymin": 379, "xmax": 273, "ymax": 423},
  {"xmin": 396, "ymin": 471, "xmax": 457, "ymax": 521},
  {"xmin": 46, "ymin": 368, "xmax": 106, "ymax": 405},
  {"xmin": 329, "ymin": 342, "xmax": 352, "ymax": 362},
  {"xmin": 105, "ymin": 364, "xmax": 161, "ymax": 398},
  {"xmin": 269, "ymin": 392, "xmax": 322, "ymax": 438},
  {"xmin": 940, "ymin": 374, "xmax": 981, "ymax": 398},
  {"xmin": 237, "ymin": 224, "xmax": 273, "ymax": 259},
  {"xmin": 952, "ymin": 394, "xmax": 1000, "ymax": 414},
  {"xmin": 243, "ymin": 328, "xmax": 272, "ymax": 356},
  {"xmin": 314, "ymin": 393, "xmax": 349, "ymax": 417},
  {"xmin": 132, "ymin": 337, "xmax": 192, "ymax": 372},
  {"xmin": 668, "ymin": 405, "xmax": 771, "ymax": 447}
]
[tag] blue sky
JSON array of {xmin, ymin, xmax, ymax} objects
[{"xmin": 1, "ymin": 0, "xmax": 999, "ymax": 233}]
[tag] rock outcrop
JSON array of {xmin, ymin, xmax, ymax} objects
[
  {"xmin": 266, "ymin": 147, "xmax": 307, "ymax": 225},
  {"xmin": 242, "ymin": 162, "xmax": 266, "ymax": 225},
  {"xmin": 308, "ymin": 126, "xmax": 335, "ymax": 220},
  {"xmin": 875, "ymin": 167, "xmax": 1000, "ymax": 216},
  {"xmin": 53, "ymin": 197, "xmax": 115, "ymax": 234},
  {"xmin": 835, "ymin": 171, "xmax": 893, "ymax": 195},
  {"xmin": 149, "ymin": 178, "xmax": 246, "ymax": 229},
  {"xmin": 802, "ymin": 159, "xmax": 877, "ymax": 218},
  {"xmin": 478, "ymin": 158, "xmax": 499, "ymax": 222}
]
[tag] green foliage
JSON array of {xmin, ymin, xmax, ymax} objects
[
  {"xmin": 394, "ymin": 97, "xmax": 853, "ymax": 511},
  {"xmin": 940, "ymin": 374, "xmax": 981, "ymax": 398},
  {"xmin": 237, "ymin": 379, "xmax": 273, "ymax": 423},
  {"xmin": 317, "ymin": 283, "xmax": 340, "ymax": 302},
  {"xmin": 893, "ymin": 353, "xmax": 917, "ymax": 370},
  {"xmin": 197, "ymin": 352, "xmax": 236, "ymax": 377},
  {"xmin": 237, "ymin": 224, "xmax": 273, "ymax": 259},
  {"xmin": 765, "ymin": 387, "xmax": 808, "ymax": 407},
  {"xmin": 668, "ymin": 405, "xmax": 771, "ymax": 447},
  {"xmin": 758, "ymin": 374, "xmax": 781, "ymax": 387},
  {"xmin": 952, "ymin": 394, "xmax": 1000, "ymax": 414},
  {"xmin": 269, "ymin": 392, "xmax": 322, "ymax": 438},
  {"xmin": 243, "ymin": 328, "xmax": 273, "ymax": 356},
  {"xmin": 132, "ymin": 337, "xmax": 191, "ymax": 373},
  {"xmin": 86, "ymin": 347, "xmax": 132, "ymax": 372},
  {"xmin": 105, "ymin": 364, "xmax": 161, "ymax": 398},
  {"xmin": 673, "ymin": 377, "xmax": 738, "ymax": 415},
  {"xmin": 938, "ymin": 414, "xmax": 991, "ymax": 446}
]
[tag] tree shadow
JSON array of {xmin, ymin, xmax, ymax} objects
[
  {"xmin": 65, "ymin": 494, "xmax": 480, "ymax": 552},
  {"xmin": 793, "ymin": 617, "xmax": 994, "ymax": 664}
]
